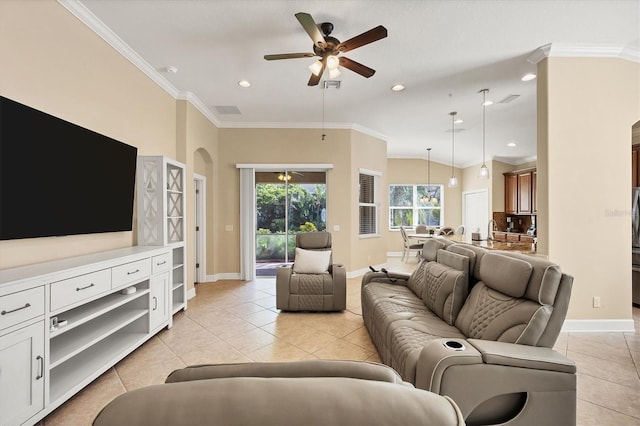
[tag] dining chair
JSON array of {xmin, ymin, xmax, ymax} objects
[{"xmin": 400, "ymin": 226, "xmax": 424, "ymax": 262}]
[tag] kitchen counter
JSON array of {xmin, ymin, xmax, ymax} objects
[{"xmin": 441, "ymin": 235, "xmax": 538, "ymax": 255}]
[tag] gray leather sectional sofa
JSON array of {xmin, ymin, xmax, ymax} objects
[
  {"xmin": 361, "ymin": 238, "xmax": 577, "ymax": 425},
  {"xmin": 93, "ymin": 360, "xmax": 465, "ymax": 425}
]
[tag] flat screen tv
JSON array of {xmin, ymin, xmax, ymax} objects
[{"xmin": 0, "ymin": 96, "xmax": 138, "ymax": 240}]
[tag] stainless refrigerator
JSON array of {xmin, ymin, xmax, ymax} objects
[{"xmin": 632, "ymin": 188, "xmax": 640, "ymax": 305}]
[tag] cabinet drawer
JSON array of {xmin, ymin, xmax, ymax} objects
[
  {"xmin": 151, "ymin": 253, "xmax": 171, "ymax": 274},
  {"xmin": 51, "ymin": 269, "xmax": 111, "ymax": 312},
  {"xmin": 520, "ymin": 235, "xmax": 535, "ymax": 244},
  {"xmin": 506, "ymin": 233, "xmax": 521, "ymax": 242},
  {"xmin": 0, "ymin": 287, "xmax": 45, "ymax": 330},
  {"xmin": 112, "ymin": 258, "xmax": 150, "ymax": 288},
  {"xmin": 493, "ymin": 232, "xmax": 507, "ymax": 242}
]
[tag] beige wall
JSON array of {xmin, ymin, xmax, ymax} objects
[
  {"xmin": 386, "ymin": 159, "xmax": 462, "ymax": 254},
  {"xmin": 538, "ymin": 57, "xmax": 640, "ymax": 321},
  {"xmin": 0, "ymin": 0, "xmax": 177, "ymax": 269},
  {"xmin": 179, "ymin": 102, "xmax": 218, "ymax": 289},
  {"xmin": 216, "ymin": 128, "xmax": 356, "ymax": 272},
  {"xmin": 349, "ymin": 131, "xmax": 388, "ymax": 271}
]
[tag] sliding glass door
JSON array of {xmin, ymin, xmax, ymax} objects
[{"xmin": 255, "ymin": 171, "xmax": 326, "ymax": 276}]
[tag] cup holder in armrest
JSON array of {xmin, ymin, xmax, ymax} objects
[{"xmin": 443, "ymin": 340, "xmax": 466, "ymax": 351}]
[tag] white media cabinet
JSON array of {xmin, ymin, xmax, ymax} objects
[{"xmin": 0, "ymin": 245, "xmax": 183, "ymax": 426}]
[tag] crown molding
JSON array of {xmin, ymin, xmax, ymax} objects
[
  {"xmin": 58, "ymin": 0, "xmax": 181, "ymax": 98},
  {"xmin": 217, "ymin": 120, "xmax": 389, "ymax": 141},
  {"xmin": 58, "ymin": 0, "xmax": 220, "ymax": 129},
  {"xmin": 176, "ymin": 91, "xmax": 221, "ymax": 127},
  {"xmin": 527, "ymin": 42, "xmax": 640, "ymax": 64}
]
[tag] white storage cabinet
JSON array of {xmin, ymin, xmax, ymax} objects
[
  {"xmin": 137, "ymin": 155, "xmax": 187, "ymax": 314},
  {"xmin": 0, "ymin": 246, "xmax": 173, "ymax": 426}
]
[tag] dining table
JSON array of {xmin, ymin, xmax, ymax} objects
[{"xmin": 406, "ymin": 232, "xmax": 437, "ymax": 242}]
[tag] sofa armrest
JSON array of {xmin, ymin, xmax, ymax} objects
[
  {"xmin": 332, "ymin": 263, "xmax": 347, "ymax": 281},
  {"xmin": 332, "ymin": 263, "xmax": 347, "ymax": 310},
  {"xmin": 361, "ymin": 271, "xmax": 410, "ymax": 287},
  {"xmin": 275, "ymin": 265, "xmax": 293, "ymax": 309},
  {"xmin": 414, "ymin": 339, "xmax": 577, "ymax": 424},
  {"xmin": 467, "ymin": 338, "xmax": 576, "ymax": 374},
  {"xmin": 415, "ymin": 338, "xmax": 483, "ymax": 392}
]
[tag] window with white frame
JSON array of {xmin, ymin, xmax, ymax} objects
[
  {"xmin": 359, "ymin": 171, "xmax": 379, "ymax": 236},
  {"xmin": 389, "ymin": 184, "xmax": 443, "ymax": 229}
]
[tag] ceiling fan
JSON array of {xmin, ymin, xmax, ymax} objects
[{"xmin": 264, "ymin": 12, "xmax": 388, "ymax": 86}]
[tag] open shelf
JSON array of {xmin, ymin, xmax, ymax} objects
[
  {"xmin": 49, "ymin": 319, "xmax": 149, "ymax": 403},
  {"xmin": 50, "ymin": 286, "xmax": 149, "ymax": 338},
  {"xmin": 50, "ymin": 305, "xmax": 147, "ymax": 368}
]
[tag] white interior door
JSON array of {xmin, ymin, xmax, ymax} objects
[
  {"xmin": 462, "ymin": 189, "xmax": 489, "ymax": 239},
  {"xmin": 193, "ymin": 174, "xmax": 206, "ymax": 283}
]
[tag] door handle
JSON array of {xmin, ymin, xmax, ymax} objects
[
  {"xmin": 153, "ymin": 296, "xmax": 158, "ymax": 311},
  {"xmin": 36, "ymin": 355, "xmax": 44, "ymax": 380}
]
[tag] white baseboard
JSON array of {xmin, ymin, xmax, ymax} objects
[
  {"xmin": 187, "ymin": 287, "xmax": 196, "ymax": 300},
  {"xmin": 201, "ymin": 273, "xmax": 242, "ymax": 282},
  {"xmin": 561, "ymin": 319, "xmax": 636, "ymax": 333}
]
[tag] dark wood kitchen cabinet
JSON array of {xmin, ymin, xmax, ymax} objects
[
  {"xmin": 532, "ymin": 170, "xmax": 537, "ymax": 213},
  {"xmin": 505, "ymin": 174, "xmax": 518, "ymax": 214},
  {"xmin": 633, "ymin": 145, "xmax": 640, "ymax": 187},
  {"xmin": 504, "ymin": 168, "xmax": 536, "ymax": 215}
]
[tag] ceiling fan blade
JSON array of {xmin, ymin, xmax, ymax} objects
[
  {"xmin": 295, "ymin": 12, "xmax": 327, "ymax": 49},
  {"xmin": 308, "ymin": 58, "xmax": 326, "ymax": 86},
  {"xmin": 339, "ymin": 56, "xmax": 376, "ymax": 78},
  {"xmin": 337, "ymin": 25, "xmax": 388, "ymax": 53},
  {"xmin": 264, "ymin": 53, "xmax": 315, "ymax": 60}
]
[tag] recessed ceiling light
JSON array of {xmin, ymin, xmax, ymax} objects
[
  {"xmin": 507, "ymin": 142, "xmax": 517, "ymax": 147},
  {"xmin": 165, "ymin": 66, "xmax": 178, "ymax": 74},
  {"xmin": 482, "ymin": 100, "xmax": 494, "ymax": 106},
  {"xmin": 238, "ymin": 80, "xmax": 251, "ymax": 88},
  {"xmin": 521, "ymin": 73, "xmax": 536, "ymax": 82},
  {"xmin": 391, "ymin": 84, "xmax": 405, "ymax": 92}
]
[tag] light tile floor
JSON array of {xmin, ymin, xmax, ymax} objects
[{"xmin": 44, "ymin": 258, "xmax": 640, "ymax": 426}]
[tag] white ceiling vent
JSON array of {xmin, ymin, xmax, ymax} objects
[
  {"xmin": 498, "ymin": 94, "xmax": 520, "ymax": 104},
  {"xmin": 214, "ymin": 105, "xmax": 242, "ymax": 115}
]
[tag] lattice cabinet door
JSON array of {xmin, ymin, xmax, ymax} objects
[{"xmin": 137, "ymin": 156, "xmax": 186, "ymax": 246}]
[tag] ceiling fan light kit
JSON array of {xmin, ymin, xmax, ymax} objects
[{"xmin": 264, "ymin": 12, "xmax": 388, "ymax": 86}]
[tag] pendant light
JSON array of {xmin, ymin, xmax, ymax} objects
[
  {"xmin": 448, "ymin": 111, "xmax": 458, "ymax": 188},
  {"xmin": 421, "ymin": 148, "xmax": 437, "ymax": 204},
  {"xmin": 479, "ymin": 88, "xmax": 490, "ymax": 179}
]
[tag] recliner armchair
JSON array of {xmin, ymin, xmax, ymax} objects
[{"xmin": 276, "ymin": 231, "xmax": 346, "ymax": 311}]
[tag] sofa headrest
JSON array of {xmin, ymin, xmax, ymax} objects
[
  {"xmin": 297, "ymin": 232, "xmax": 331, "ymax": 250},
  {"xmin": 444, "ymin": 245, "xmax": 476, "ymax": 277},
  {"xmin": 436, "ymin": 249, "xmax": 469, "ymax": 275},
  {"xmin": 422, "ymin": 239, "xmax": 445, "ymax": 262},
  {"xmin": 478, "ymin": 253, "xmax": 532, "ymax": 298},
  {"xmin": 493, "ymin": 251, "xmax": 563, "ymax": 305}
]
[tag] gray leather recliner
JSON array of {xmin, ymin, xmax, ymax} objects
[
  {"xmin": 93, "ymin": 360, "xmax": 465, "ymax": 426},
  {"xmin": 276, "ymin": 231, "xmax": 346, "ymax": 311}
]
